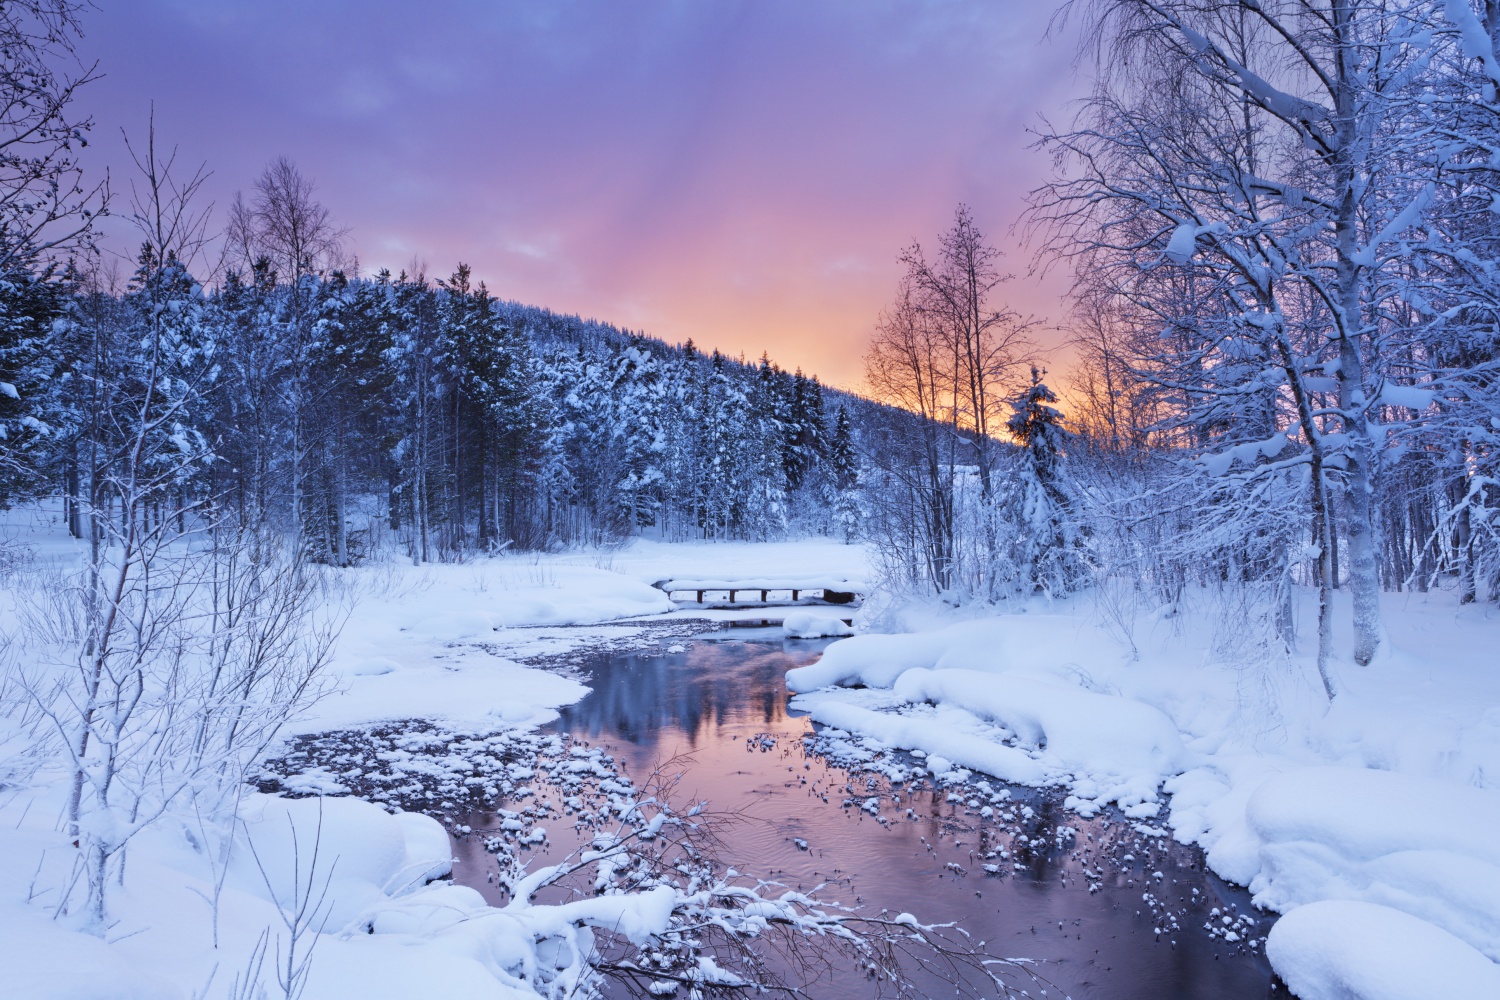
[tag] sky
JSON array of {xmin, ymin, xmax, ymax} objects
[{"xmin": 76, "ymin": 0, "xmax": 1082, "ymax": 392}]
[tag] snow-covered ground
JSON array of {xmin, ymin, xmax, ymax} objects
[
  {"xmin": 786, "ymin": 588, "xmax": 1500, "ymax": 997},
  {"xmin": 0, "ymin": 512, "xmax": 878, "ymax": 1000},
  {"xmin": 299, "ymin": 536, "xmax": 870, "ymax": 733},
  {"xmin": 4, "ymin": 505, "xmax": 1498, "ymax": 999}
]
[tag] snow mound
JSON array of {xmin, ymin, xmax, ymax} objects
[
  {"xmin": 785, "ymin": 627, "xmax": 956, "ymax": 691},
  {"xmin": 3, "ymin": 915, "xmax": 181, "ymax": 1000},
  {"xmin": 791, "ymin": 691, "xmax": 1049, "ymax": 787},
  {"xmin": 1265, "ymin": 900, "xmax": 1500, "ymax": 1000},
  {"xmin": 783, "ymin": 612, "xmax": 853, "ymax": 639},
  {"xmin": 893, "ymin": 668, "xmax": 1188, "ymax": 813},
  {"xmin": 1247, "ymin": 766, "xmax": 1500, "ymax": 961},
  {"xmin": 786, "ymin": 617, "xmax": 1188, "ymax": 814},
  {"xmin": 234, "ymin": 795, "xmax": 453, "ymax": 932},
  {"xmin": 784, "ymin": 616, "xmax": 1110, "ymax": 692}
]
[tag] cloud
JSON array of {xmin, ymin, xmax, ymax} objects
[{"xmin": 75, "ymin": 0, "xmax": 1079, "ymax": 388}]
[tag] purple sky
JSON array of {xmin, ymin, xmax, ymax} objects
[{"xmin": 77, "ymin": 1, "xmax": 1080, "ymax": 390}]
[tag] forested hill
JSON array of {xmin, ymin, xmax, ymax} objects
[{"xmin": 0, "ymin": 257, "xmax": 878, "ymax": 563}]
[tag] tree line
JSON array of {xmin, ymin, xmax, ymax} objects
[
  {"xmin": 8, "ymin": 0, "xmax": 1500, "ymax": 692},
  {"xmin": 5, "ymin": 235, "xmax": 869, "ymax": 563},
  {"xmin": 860, "ymin": 0, "xmax": 1500, "ymax": 690}
]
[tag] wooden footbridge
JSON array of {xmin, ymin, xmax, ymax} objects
[{"xmin": 651, "ymin": 575, "xmax": 868, "ymax": 606}]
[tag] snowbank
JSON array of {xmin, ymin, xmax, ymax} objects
[
  {"xmin": 786, "ymin": 618, "xmax": 1184, "ymax": 814},
  {"xmin": 0, "ymin": 794, "xmax": 525, "ymax": 1000},
  {"xmin": 1266, "ymin": 900, "xmax": 1500, "ymax": 999},
  {"xmin": 786, "ymin": 629, "xmax": 950, "ymax": 689},
  {"xmin": 784, "ymin": 592, "xmax": 1500, "ymax": 991},
  {"xmin": 782, "ymin": 611, "xmax": 853, "ymax": 638},
  {"xmin": 304, "ymin": 560, "xmax": 652, "ymax": 731},
  {"xmin": 1245, "ymin": 767, "xmax": 1500, "ymax": 963},
  {"xmin": 360, "ymin": 562, "xmax": 673, "ymax": 637},
  {"xmin": 785, "ymin": 615, "xmax": 1116, "ymax": 691},
  {"xmin": 896, "ymin": 668, "xmax": 1188, "ymax": 812}
]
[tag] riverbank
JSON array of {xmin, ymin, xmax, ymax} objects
[
  {"xmin": 0, "ymin": 525, "xmax": 878, "ymax": 1000},
  {"xmin": 3, "ymin": 518, "xmax": 1498, "ymax": 998},
  {"xmin": 435, "ymin": 634, "xmax": 1277, "ymax": 999},
  {"xmin": 786, "ymin": 587, "xmax": 1500, "ymax": 997}
]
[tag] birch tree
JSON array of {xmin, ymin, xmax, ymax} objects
[{"xmin": 1036, "ymin": 0, "xmax": 1440, "ymax": 671}]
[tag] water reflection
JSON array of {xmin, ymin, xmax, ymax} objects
[
  {"xmin": 456, "ymin": 638, "xmax": 1276, "ymax": 1000},
  {"xmin": 552, "ymin": 638, "xmax": 825, "ymax": 745}
]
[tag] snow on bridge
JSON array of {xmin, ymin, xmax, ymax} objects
[{"xmin": 651, "ymin": 575, "xmax": 868, "ymax": 606}]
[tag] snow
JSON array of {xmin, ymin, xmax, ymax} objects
[
  {"xmin": 789, "ymin": 622, "xmax": 1190, "ymax": 815},
  {"xmin": 1443, "ymin": 0, "xmax": 1500, "ymax": 88},
  {"xmin": 1200, "ymin": 431, "xmax": 1292, "ymax": 475},
  {"xmin": 0, "ymin": 519, "xmax": 880, "ymax": 1000},
  {"xmin": 0, "ymin": 795, "xmax": 527, "ymax": 1000},
  {"xmin": 10, "ymin": 512, "xmax": 1500, "ymax": 998},
  {"xmin": 232, "ymin": 794, "xmax": 453, "ymax": 928},
  {"xmin": 782, "ymin": 611, "xmax": 854, "ymax": 638},
  {"xmin": 784, "ymin": 589, "xmax": 1500, "ymax": 995},
  {"xmin": 1245, "ymin": 766, "xmax": 1500, "ymax": 962},
  {"xmin": 3, "ymin": 918, "xmax": 181, "ymax": 1000},
  {"xmin": 1165, "ymin": 221, "xmax": 1204, "ymax": 264},
  {"xmin": 1376, "ymin": 383, "xmax": 1436, "ymax": 411},
  {"xmin": 1266, "ymin": 900, "xmax": 1500, "ymax": 999}
]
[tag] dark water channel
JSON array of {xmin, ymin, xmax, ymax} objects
[{"xmin": 451, "ymin": 633, "xmax": 1277, "ymax": 999}]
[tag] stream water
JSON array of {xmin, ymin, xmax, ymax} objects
[{"xmin": 450, "ymin": 631, "xmax": 1278, "ymax": 999}]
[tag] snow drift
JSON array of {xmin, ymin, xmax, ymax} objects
[{"xmin": 787, "ymin": 618, "xmax": 1189, "ymax": 815}]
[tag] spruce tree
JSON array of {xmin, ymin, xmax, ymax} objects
[{"xmin": 1006, "ymin": 367, "xmax": 1084, "ymax": 596}]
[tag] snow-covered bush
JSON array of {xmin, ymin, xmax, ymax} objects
[{"xmin": 13, "ymin": 525, "xmax": 342, "ymax": 929}]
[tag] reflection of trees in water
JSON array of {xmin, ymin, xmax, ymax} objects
[
  {"xmin": 554, "ymin": 642, "xmax": 812, "ymax": 745},
  {"xmin": 541, "ymin": 641, "xmax": 1275, "ymax": 1000}
]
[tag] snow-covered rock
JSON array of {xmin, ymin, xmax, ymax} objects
[
  {"xmin": 1266, "ymin": 900, "xmax": 1500, "ymax": 1000},
  {"xmin": 782, "ymin": 612, "xmax": 853, "ymax": 638}
]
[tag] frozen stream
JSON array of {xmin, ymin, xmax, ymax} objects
[{"xmin": 449, "ymin": 631, "xmax": 1277, "ymax": 999}]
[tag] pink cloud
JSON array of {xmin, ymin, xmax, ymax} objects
[{"xmin": 77, "ymin": 0, "xmax": 1080, "ymax": 389}]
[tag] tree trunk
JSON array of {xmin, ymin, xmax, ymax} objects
[
  {"xmin": 333, "ymin": 426, "xmax": 349, "ymax": 567},
  {"xmin": 1312, "ymin": 460, "xmax": 1336, "ymax": 700},
  {"xmin": 1333, "ymin": 0, "xmax": 1383, "ymax": 665},
  {"xmin": 65, "ymin": 453, "xmax": 81, "ymax": 538}
]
